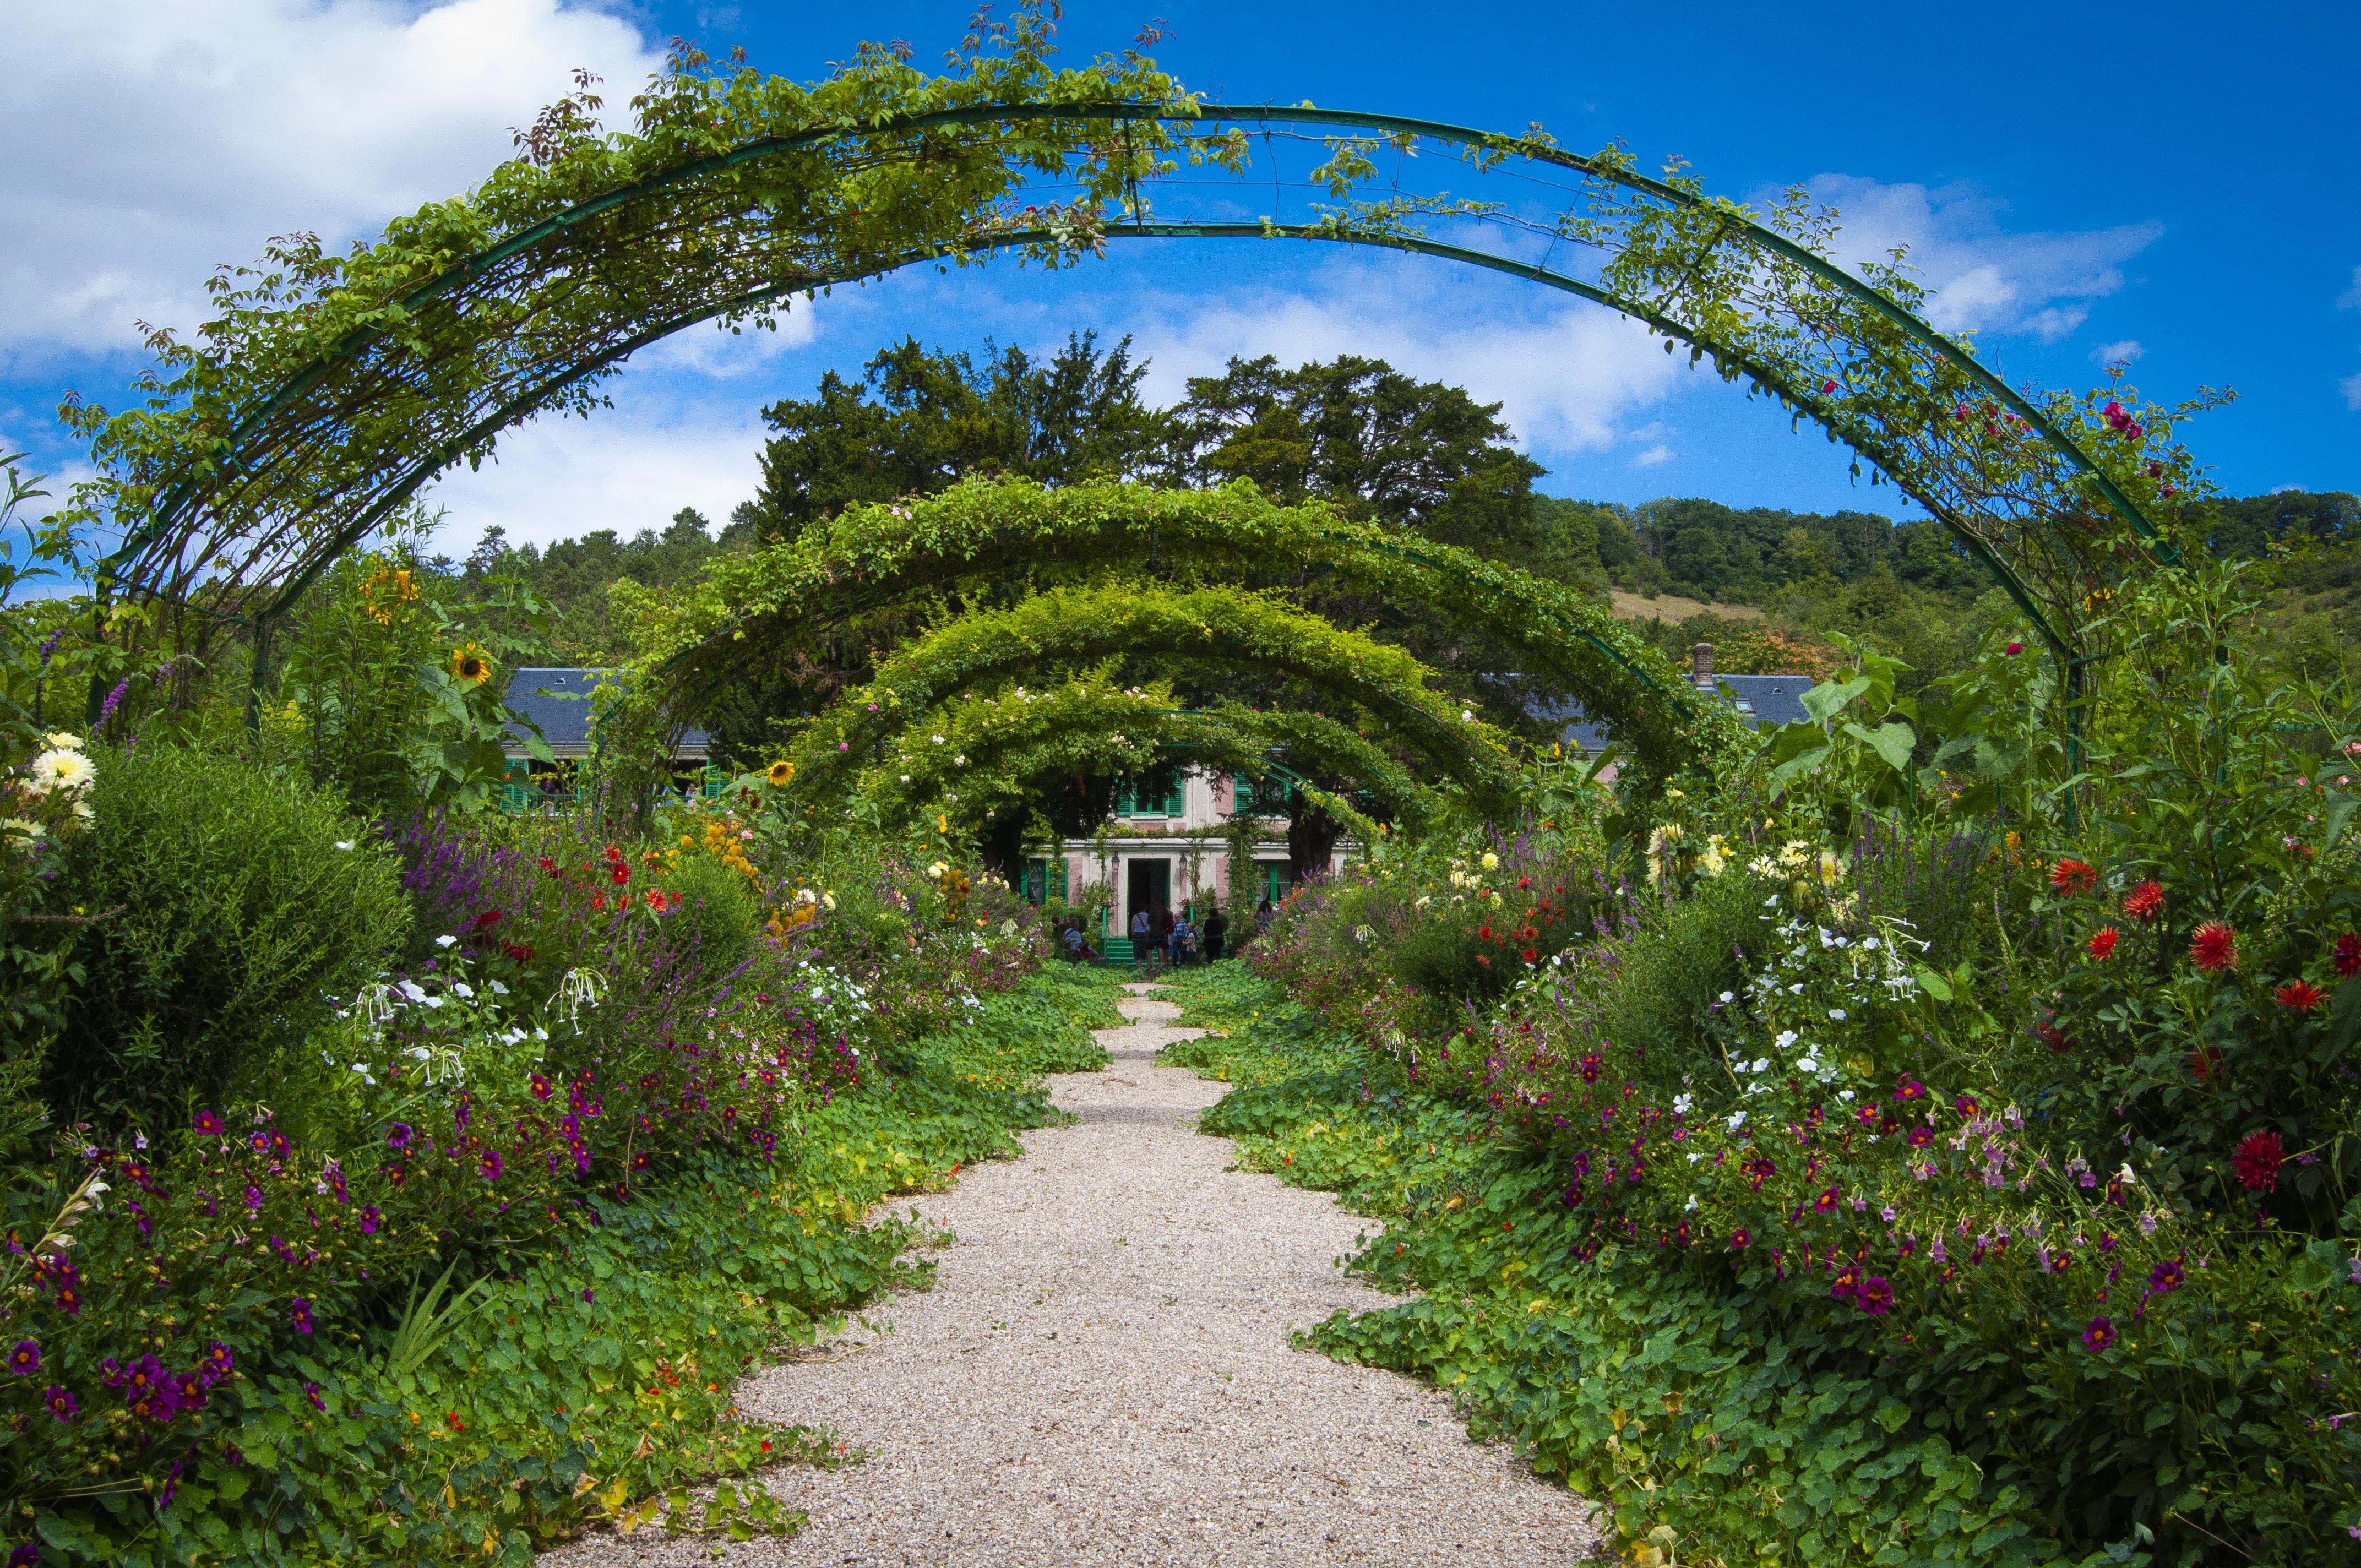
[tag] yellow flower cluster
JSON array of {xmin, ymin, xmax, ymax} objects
[
  {"xmin": 690, "ymin": 820, "xmax": 760, "ymax": 884},
  {"xmin": 363, "ymin": 564, "xmax": 420, "ymax": 625}
]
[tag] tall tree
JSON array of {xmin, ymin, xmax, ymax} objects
[{"xmin": 743, "ymin": 331, "xmax": 1170, "ymax": 542}]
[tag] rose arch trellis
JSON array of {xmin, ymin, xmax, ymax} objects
[{"xmin": 72, "ymin": 29, "xmax": 2194, "ymax": 748}]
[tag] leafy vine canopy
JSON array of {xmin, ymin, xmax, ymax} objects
[
  {"xmin": 74, "ymin": 0, "xmax": 2212, "ymax": 688},
  {"xmin": 773, "ymin": 669, "xmax": 1436, "ymax": 841},
  {"xmin": 752, "ymin": 579, "xmax": 1517, "ymax": 824},
  {"xmin": 622, "ymin": 476, "xmax": 1743, "ymax": 776}
]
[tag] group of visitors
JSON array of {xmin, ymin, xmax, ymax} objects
[
  {"xmin": 1053, "ymin": 896, "xmax": 1277, "ymax": 971},
  {"xmin": 1127, "ymin": 902, "xmax": 1230, "ymax": 972}
]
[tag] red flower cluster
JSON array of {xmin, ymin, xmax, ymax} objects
[
  {"xmin": 2101, "ymin": 401, "xmax": 2144, "ymax": 442},
  {"xmin": 2086, "ymin": 927, "xmax": 2119, "ymax": 961},
  {"xmin": 2121, "ymin": 881, "xmax": 2164, "ymax": 924},
  {"xmin": 2189, "ymin": 921, "xmax": 2236, "ymax": 973},
  {"xmin": 2232, "ymin": 1129, "xmax": 2283, "ymax": 1192},
  {"xmin": 2049, "ymin": 858, "xmax": 2097, "ymax": 896},
  {"xmin": 2275, "ymin": 978, "xmax": 2327, "ymax": 1011},
  {"xmin": 2335, "ymin": 933, "xmax": 2361, "ymax": 978}
]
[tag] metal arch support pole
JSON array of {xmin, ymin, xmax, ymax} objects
[{"xmin": 245, "ymin": 614, "xmax": 273, "ymax": 737}]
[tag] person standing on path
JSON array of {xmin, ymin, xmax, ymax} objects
[
  {"xmin": 1169, "ymin": 910, "xmax": 1195, "ymax": 968},
  {"xmin": 1202, "ymin": 903, "xmax": 1227, "ymax": 961},
  {"xmin": 1128, "ymin": 902, "xmax": 1157, "ymax": 973}
]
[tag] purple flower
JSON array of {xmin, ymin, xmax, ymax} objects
[
  {"xmin": 2147, "ymin": 1259, "xmax": 2185, "ymax": 1295},
  {"xmin": 199, "ymin": 1342, "xmax": 234, "ymax": 1386},
  {"xmin": 171, "ymin": 1372, "xmax": 208, "ymax": 1411},
  {"xmin": 358, "ymin": 1205, "xmax": 382, "ymax": 1235},
  {"xmin": 99, "ymin": 1358, "xmax": 125, "ymax": 1389},
  {"xmin": 289, "ymin": 1297, "xmax": 315, "ymax": 1335},
  {"xmin": 8, "ymin": 1543, "xmax": 37, "ymax": 1567},
  {"xmin": 477, "ymin": 1149, "xmax": 504, "ymax": 1182},
  {"xmin": 2082, "ymin": 1316, "xmax": 2117, "ymax": 1352},
  {"xmin": 6, "ymin": 1341, "xmax": 39, "ymax": 1377},
  {"xmin": 304, "ymin": 1382, "xmax": 324, "ymax": 1411},
  {"xmin": 243, "ymin": 1185, "xmax": 263, "ymax": 1212},
  {"xmin": 581, "ymin": 1288, "xmax": 594, "ymax": 1303},
  {"xmin": 97, "ymin": 676, "xmax": 130, "ymax": 726},
  {"xmin": 192, "ymin": 1109, "xmax": 225, "ymax": 1136},
  {"xmin": 1856, "ymin": 1277, "xmax": 1896, "ymax": 1315},
  {"xmin": 41, "ymin": 1385, "xmax": 75, "ymax": 1423},
  {"xmin": 385, "ymin": 1123, "xmax": 412, "ymax": 1149}
]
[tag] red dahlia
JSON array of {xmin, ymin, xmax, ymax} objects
[
  {"xmin": 2335, "ymin": 933, "xmax": 2361, "ymax": 978},
  {"xmin": 2275, "ymin": 978, "xmax": 2327, "ymax": 1011},
  {"xmin": 2231, "ymin": 1129, "xmax": 2283, "ymax": 1193},
  {"xmin": 2087, "ymin": 927, "xmax": 2119, "ymax": 961},
  {"xmin": 2189, "ymin": 921, "xmax": 2237, "ymax": 973},
  {"xmin": 2049, "ymin": 858, "xmax": 2098, "ymax": 896},
  {"xmin": 2122, "ymin": 881, "xmax": 2164, "ymax": 923}
]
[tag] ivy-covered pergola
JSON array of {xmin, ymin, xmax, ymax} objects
[{"xmin": 70, "ymin": 11, "xmax": 2198, "ymax": 752}]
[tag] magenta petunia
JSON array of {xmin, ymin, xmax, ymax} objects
[{"xmin": 2082, "ymin": 1316, "xmax": 2117, "ymax": 1352}]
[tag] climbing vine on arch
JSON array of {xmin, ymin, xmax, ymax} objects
[
  {"xmin": 63, "ymin": 0, "xmax": 2218, "ymax": 736},
  {"xmin": 739, "ymin": 580, "xmax": 1519, "ymax": 823}
]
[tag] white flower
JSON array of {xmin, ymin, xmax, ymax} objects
[
  {"xmin": 397, "ymin": 980, "xmax": 429, "ymax": 1001},
  {"xmin": 43, "ymin": 732, "xmax": 83, "ymax": 752},
  {"xmin": 1748, "ymin": 1057, "xmax": 1769, "ymax": 1074},
  {"xmin": 334, "ymin": 840, "xmax": 355, "ymax": 851},
  {"xmin": 1828, "ymin": 1009, "xmax": 1847, "ymax": 1021},
  {"xmin": 1672, "ymin": 1093, "xmax": 1693, "ymax": 1113},
  {"xmin": 1461, "ymin": 709, "xmax": 1473, "ymax": 722},
  {"xmin": 0, "ymin": 819, "xmax": 42, "ymax": 841},
  {"xmin": 823, "ymin": 892, "xmax": 837, "ymax": 910},
  {"xmin": 1774, "ymin": 1029, "xmax": 1798, "ymax": 1049},
  {"xmin": 1797, "ymin": 1057, "xmax": 1819, "ymax": 1073},
  {"xmin": 1726, "ymin": 1109, "xmax": 1748, "ymax": 1130},
  {"xmin": 1838, "ymin": 1090, "xmax": 1856, "ymax": 1101},
  {"xmin": 1481, "ymin": 852, "xmax": 1499, "ymax": 870},
  {"xmin": 450, "ymin": 983, "xmax": 475, "ymax": 999},
  {"xmin": 28, "ymin": 748, "xmax": 94, "ymax": 796},
  {"xmin": 1718, "ymin": 990, "xmax": 1735, "ymax": 1003},
  {"xmin": 953, "ymin": 755, "xmax": 966, "ymax": 766},
  {"xmin": 434, "ymin": 934, "xmax": 457, "ymax": 948},
  {"xmin": 1684, "ymin": 1194, "xmax": 1698, "ymax": 1212},
  {"xmin": 931, "ymin": 734, "xmax": 945, "ymax": 744},
  {"xmin": 900, "ymin": 775, "xmax": 911, "ymax": 783}
]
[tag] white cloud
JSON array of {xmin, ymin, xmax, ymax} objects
[
  {"xmin": 0, "ymin": 0, "xmax": 662, "ymax": 363},
  {"xmin": 420, "ymin": 366, "xmax": 770, "ymax": 553},
  {"xmin": 2338, "ymin": 265, "xmax": 2361, "ymax": 311},
  {"xmin": 1791, "ymin": 175, "xmax": 2161, "ymax": 344},
  {"xmin": 2342, "ymin": 372, "xmax": 2361, "ymax": 413},
  {"xmin": 1111, "ymin": 251, "xmax": 1690, "ymax": 459},
  {"xmin": 1629, "ymin": 444, "xmax": 1673, "ymax": 468},
  {"xmin": 2090, "ymin": 339, "xmax": 2144, "ymax": 365}
]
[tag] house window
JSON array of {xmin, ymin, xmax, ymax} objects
[
  {"xmin": 1231, "ymin": 772, "xmax": 1291, "ymax": 813},
  {"xmin": 1022, "ymin": 857, "xmax": 1066, "ymax": 903},
  {"xmin": 1116, "ymin": 769, "xmax": 1184, "ymax": 818}
]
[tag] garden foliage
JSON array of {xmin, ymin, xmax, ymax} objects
[{"xmin": 1157, "ymin": 543, "xmax": 2361, "ymax": 1567}]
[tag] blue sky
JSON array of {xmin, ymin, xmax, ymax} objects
[{"xmin": 2, "ymin": 0, "xmax": 2354, "ymax": 558}]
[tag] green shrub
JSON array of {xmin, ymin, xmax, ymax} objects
[
  {"xmin": 1604, "ymin": 869, "xmax": 1761, "ymax": 1056},
  {"xmin": 664, "ymin": 847, "xmax": 763, "ymax": 979},
  {"xmin": 46, "ymin": 743, "xmax": 408, "ymax": 1125}
]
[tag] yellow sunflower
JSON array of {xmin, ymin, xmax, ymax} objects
[
  {"xmin": 450, "ymin": 643, "xmax": 494, "ymax": 687},
  {"xmin": 765, "ymin": 759, "xmax": 795, "ymax": 787}
]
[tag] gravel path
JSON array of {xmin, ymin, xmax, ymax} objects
[{"xmin": 547, "ymin": 983, "xmax": 1598, "ymax": 1566}]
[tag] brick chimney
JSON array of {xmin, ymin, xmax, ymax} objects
[{"xmin": 1690, "ymin": 641, "xmax": 1715, "ymax": 689}]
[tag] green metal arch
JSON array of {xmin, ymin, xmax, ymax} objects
[{"xmin": 101, "ymin": 96, "xmax": 2158, "ymax": 728}]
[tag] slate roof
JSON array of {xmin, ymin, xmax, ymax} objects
[
  {"xmin": 1543, "ymin": 673, "xmax": 1815, "ymax": 754},
  {"xmin": 501, "ymin": 667, "xmax": 711, "ymax": 758}
]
